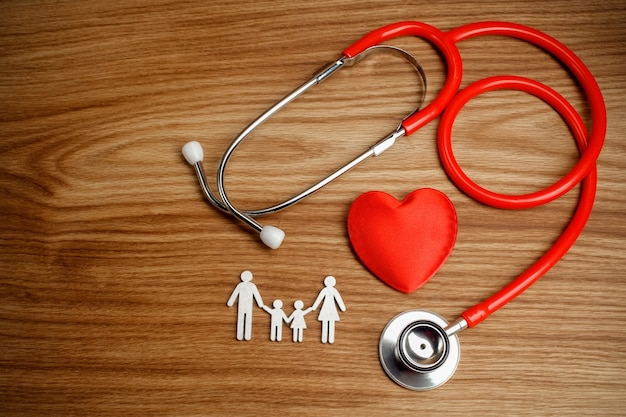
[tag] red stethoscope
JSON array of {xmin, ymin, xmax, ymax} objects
[{"xmin": 182, "ymin": 21, "xmax": 606, "ymax": 389}]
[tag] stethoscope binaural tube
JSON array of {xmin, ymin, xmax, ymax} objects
[
  {"xmin": 183, "ymin": 22, "xmax": 462, "ymax": 249},
  {"xmin": 380, "ymin": 22, "xmax": 604, "ymax": 390}
]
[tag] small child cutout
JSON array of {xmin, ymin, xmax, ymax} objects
[
  {"xmin": 288, "ymin": 300, "xmax": 313, "ymax": 343},
  {"xmin": 262, "ymin": 300, "xmax": 290, "ymax": 342}
]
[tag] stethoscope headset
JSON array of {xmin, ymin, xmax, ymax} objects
[{"xmin": 182, "ymin": 21, "xmax": 606, "ymax": 390}]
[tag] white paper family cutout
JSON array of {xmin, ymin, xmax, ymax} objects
[{"xmin": 226, "ymin": 271, "xmax": 346, "ymax": 343}]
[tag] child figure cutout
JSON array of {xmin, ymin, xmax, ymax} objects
[
  {"xmin": 312, "ymin": 276, "xmax": 346, "ymax": 344},
  {"xmin": 262, "ymin": 300, "xmax": 290, "ymax": 342},
  {"xmin": 288, "ymin": 300, "xmax": 313, "ymax": 343},
  {"xmin": 226, "ymin": 271, "xmax": 263, "ymax": 341}
]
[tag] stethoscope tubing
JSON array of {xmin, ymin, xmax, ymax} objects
[
  {"xmin": 436, "ymin": 22, "xmax": 605, "ymax": 327},
  {"xmin": 442, "ymin": 21, "xmax": 605, "ymax": 209},
  {"xmin": 342, "ymin": 21, "xmax": 464, "ymax": 136},
  {"xmin": 441, "ymin": 76, "xmax": 596, "ymax": 328},
  {"xmin": 348, "ymin": 21, "xmax": 604, "ymax": 328}
]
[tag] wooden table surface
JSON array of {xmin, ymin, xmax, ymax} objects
[{"xmin": 2, "ymin": 1, "xmax": 626, "ymax": 416}]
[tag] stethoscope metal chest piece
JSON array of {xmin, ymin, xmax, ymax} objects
[{"xmin": 380, "ymin": 310, "xmax": 461, "ymax": 390}]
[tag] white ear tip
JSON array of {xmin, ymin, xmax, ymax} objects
[
  {"xmin": 260, "ymin": 226, "xmax": 285, "ymax": 249},
  {"xmin": 182, "ymin": 141, "xmax": 204, "ymax": 164}
]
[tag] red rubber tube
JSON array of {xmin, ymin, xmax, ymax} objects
[
  {"xmin": 344, "ymin": 22, "xmax": 605, "ymax": 328},
  {"xmin": 343, "ymin": 21, "xmax": 463, "ymax": 135},
  {"xmin": 438, "ymin": 23, "xmax": 605, "ymax": 327},
  {"xmin": 440, "ymin": 76, "xmax": 596, "ymax": 327},
  {"xmin": 443, "ymin": 22, "xmax": 606, "ymax": 209}
]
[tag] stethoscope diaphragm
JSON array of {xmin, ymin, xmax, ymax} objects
[{"xmin": 379, "ymin": 310, "xmax": 460, "ymax": 390}]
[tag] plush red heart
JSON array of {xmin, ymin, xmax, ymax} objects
[{"xmin": 347, "ymin": 188, "xmax": 457, "ymax": 293}]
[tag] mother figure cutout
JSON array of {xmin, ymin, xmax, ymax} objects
[{"xmin": 312, "ymin": 276, "xmax": 346, "ymax": 344}]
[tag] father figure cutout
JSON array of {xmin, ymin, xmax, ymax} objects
[{"xmin": 227, "ymin": 270, "xmax": 263, "ymax": 340}]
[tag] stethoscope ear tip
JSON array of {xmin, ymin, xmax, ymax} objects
[
  {"xmin": 260, "ymin": 225, "xmax": 285, "ymax": 249},
  {"xmin": 182, "ymin": 141, "xmax": 204, "ymax": 165}
]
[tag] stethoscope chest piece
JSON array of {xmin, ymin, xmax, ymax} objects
[{"xmin": 379, "ymin": 310, "xmax": 460, "ymax": 390}]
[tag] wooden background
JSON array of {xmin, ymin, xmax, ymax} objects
[{"xmin": 2, "ymin": 1, "xmax": 625, "ymax": 415}]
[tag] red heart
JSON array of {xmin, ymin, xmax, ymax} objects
[{"xmin": 347, "ymin": 188, "xmax": 457, "ymax": 293}]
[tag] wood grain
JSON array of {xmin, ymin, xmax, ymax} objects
[{"xmin": 2, "ymin": 1, "xmax": 626, "ymax": 415}]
